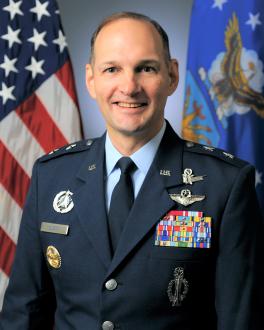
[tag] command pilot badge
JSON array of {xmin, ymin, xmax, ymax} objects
[
  {"xmin": 167, "ymin": 267, "xmax": 189, "ymax": 306},
  {"xmin": 53, "ymin": 190, "xmax": 74, "ymax": 213},
  {"xmin": 170, "ymin": 189, "xmax": 205, "ymax": 206},
  {"xmin": 46, "ymin": 245, "xmax": 61, "ymax": 269}
]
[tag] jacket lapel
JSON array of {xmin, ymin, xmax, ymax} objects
[
  {"xmin": 74, "ymin": 135, "xmax": 112, "ymax": 269},
  {"xmin": 106, "ymin": 123, "xmax": 185, "ymax": 278}
]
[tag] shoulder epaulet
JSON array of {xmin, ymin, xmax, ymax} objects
[
  {"xmin": 184, "ymin": 140, "xmax": 248, "ymax": 168},
  {"xmin": 39, "ymin": 139, "xmax": 95, "ymax": 163}
]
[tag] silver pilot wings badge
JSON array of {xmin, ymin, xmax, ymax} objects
[{"xmin": 169, "ymin": 189, "xmax": 205, "ymax": 207}]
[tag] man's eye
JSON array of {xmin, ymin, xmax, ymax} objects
[
  {"xmin": 139, "ymin": 66, "xmax": 156, "ymax": 73},
  {"xmin": 104, "ymin": 67, "xmax": 117, "ymax": 73}
]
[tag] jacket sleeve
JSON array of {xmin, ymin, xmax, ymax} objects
[
  {"xmin": 215, "ymin": 164, "xmax": 264, "ymax": 329},
  {"xmin": 0, "ymin": 161, "xmax": 56, "ymax": 330}
]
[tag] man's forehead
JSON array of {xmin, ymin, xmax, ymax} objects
[
  {"xmin": 93, "ymin": 18, "xmax": 164, "ymax": 61},
  {"xmin": 95, "ymin": 18, "xmax": 162, "ymax": 46},
  {"xmin": 99, "ymin": 17, "xmax": 155, "ymax": 32}
]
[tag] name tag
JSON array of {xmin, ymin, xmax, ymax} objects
[
  {"xmin": 40, "ymin": 222, "xmax": 69, "ymax": 235},
  {"xmin": 155, "ymin": 210, "xmax": 211, "ymax": 248}
]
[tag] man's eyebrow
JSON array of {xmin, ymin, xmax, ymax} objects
[
  {"xmin": 137, "ymin": 59, "xmax": 160, "ymax": 67},
  {"xmin": 98, "ymin": 60, "xmax": 161, "ymax": 68},
  {"xmin": 98, "ymin": 61, "xmax": 119, "ymax": 68}
]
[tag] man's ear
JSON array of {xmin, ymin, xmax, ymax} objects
[
  {"xmin": 85, "ymin": 64, "xmax": 96, "ymax": 99},
  {"xmin": 168, "ymin": 59, "xmax": 179, "ymax": 96}
]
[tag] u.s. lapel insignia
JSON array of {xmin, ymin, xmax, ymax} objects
[
  {"xmin": 53, "ymin": 190, "xmax": 74, "ymax": 213},
  {"xmin": 46, "ymin": 245, "xmax": 61, "ymax": 269},
  {"xmin": 167, "ymin": 267, "xmax": 189, "ymax": 306},
  {"xmin": 160, "ymin": 169, "xmax": 171, "ymax": 176},
  {"xmin": 169, "ymin": 189, "xmax": 205, "ymax": 206},
  {"xmin": 182, "ymin": 168, "xmax": 205, "ymax": 185},
  {"xmin": 88, "ymin": 164, "xmax": 96, "ymax": 171}
]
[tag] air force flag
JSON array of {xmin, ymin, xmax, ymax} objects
[{"xmin": 183, "ymin": 0, "xmax": 264, "ymax": 213}]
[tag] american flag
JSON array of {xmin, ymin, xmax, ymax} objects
[{"xmin": 0, "ymin": 0, "xmax": 82, "ymax": 309}]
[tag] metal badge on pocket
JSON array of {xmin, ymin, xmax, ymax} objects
[
  {"xmin": 167, "ymin": 267, "xmax": 189, "ymax": 306},
  {"xmin": 46, "ymin": 245, "xmax": 61, "ymax": 269}
]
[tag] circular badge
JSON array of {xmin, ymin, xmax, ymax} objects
[
  {"xmin": 53, "ymin": 190, "xmax": 74, "ymax": 213},
  {"xmin": 46, "ymin": 245, "xmax": 61, "ymax": 269}
]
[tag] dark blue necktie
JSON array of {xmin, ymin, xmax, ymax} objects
[{"xmin": 108, "ymin": 157, "xmax": 136, "ymax": 252}]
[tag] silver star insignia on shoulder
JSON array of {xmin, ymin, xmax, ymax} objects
[
  {"xmin": 65, "ymin": 143, "xmax": 77, "ymax": 151},
  {"xmin": 223, "ymin": 151, "xmax": 234, "ymax": 159},
  {"xmin": 86, "ymin": 139, "xmax": 93, "ymax": 146},
  {"xmin": 48, "ymin": 148, "xmax": 59, "ymax": 155},
  {"xmin": 169, "ymin": 189, "xmax": 205, "ymax": 206},
  {"xmin": 186, "ymin": 141, "xmax": 194, "ymax": 148},
  {"xmin": 203, "ymin": 146, "xmax": 214, "ymax": 152},
  {"xmin": 53, "ymin": 190, "xmax": 74, "ymax": 213}
]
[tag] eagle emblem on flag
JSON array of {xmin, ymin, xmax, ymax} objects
[{"xmin": 199, "ymin": 13, "xmax": 264, "ymax": 127}]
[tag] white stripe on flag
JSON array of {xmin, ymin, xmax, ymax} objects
[
  {"xmin": 0, "ymin": 270, "xmax": 9, "ymax": 311},
  {"xmin": 0, "ymin": 185, "xmax": 22, "ymax": 244},
  {"xmin": 0, "ymin": 111, "xmax": 45, "ymax": 178},
  {"xmin": 36, "ymin": 75, "xmax": 82, "ymax": 143}
]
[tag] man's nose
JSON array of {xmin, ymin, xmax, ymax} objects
[{"xmin": 119, "ymin": 72, "xmax": 141, "ymax": 96}]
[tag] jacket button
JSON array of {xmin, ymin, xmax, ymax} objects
[
  {"xmin": 102, "ymin": 320, "xmax": 114, "ymax": 330},
  {"xmin": 105, "ymin": 279, "xmax": 118, "ymax": 291}
]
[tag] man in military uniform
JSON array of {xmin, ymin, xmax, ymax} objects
[{"xmin": 0, "ymin": 12, "xmax": 263, "ymax": 330}]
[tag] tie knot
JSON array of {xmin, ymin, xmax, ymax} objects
[{"xmin": 117, "ymin": 157, "xmax": 135, "ymax": 174}]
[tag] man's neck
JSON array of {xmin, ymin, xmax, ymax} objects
[{"xmin": 107, "ymin": 122, "xmax": 165, "ymax": 156}]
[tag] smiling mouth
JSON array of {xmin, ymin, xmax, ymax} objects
[{"xmin": 114, "ymin": 102, "xmax": 148, "ymax": 108}]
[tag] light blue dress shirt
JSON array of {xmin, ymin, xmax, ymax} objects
[{"xmin": 105, "ymin": 121, "xmax": 166, "ymax": 211}]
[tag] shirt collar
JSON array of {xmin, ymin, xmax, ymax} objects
[
  {"xmin": 105, "ymin": 134, "xmax": 123, "ymax": 177},
  {"xmin": 105, "ymin": 121, "xmax": 166, "ymax": 176}
]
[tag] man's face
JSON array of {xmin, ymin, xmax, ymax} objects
[{"xmin": 86, "ymin": 18, "xmax": 178, "ymax": 142}]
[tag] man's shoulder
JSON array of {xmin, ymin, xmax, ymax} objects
[
  {"xmin": 183, "ymin": 140, "xmax": 249, "ymax": 169},
  {"xmin": 38, "ymin": 138, "xmax": 97, "ymax": 163}
]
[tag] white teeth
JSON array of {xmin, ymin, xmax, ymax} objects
[{"xmin": 117, "ymin": 102, "xmax": 145, "ymax": 108}]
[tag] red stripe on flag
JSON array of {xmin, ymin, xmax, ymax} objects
[
  {"xmin": 0, "ymin": 227, "xmax": 16, "ymax": 277},
  {"xmin": 16, "ymin": 93, "xmax": 68, "ymax": 153},
  {"xmin": 0, "ymin": 141, "xmax": 30, "ymax": 208},
  {"xmin": 56, "ymin": 61, "xmax": 79, "ymax": 105}
]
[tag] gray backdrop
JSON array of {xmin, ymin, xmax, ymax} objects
[{"xmin": 57, "ymin": 0, "xmax": 193, "ymax": 138}]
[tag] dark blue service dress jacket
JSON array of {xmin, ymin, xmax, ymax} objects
[{"xmin": 0, "ymin": 122, "xmax": 263, "ymax": 330}]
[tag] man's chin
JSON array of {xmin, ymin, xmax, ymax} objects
[
  {"xmin": 112, "ymin": 121, "xmax": 159, "ymax": 140},
  {"xmin": 116, "ymin": 126, "xmax": 145, "ymax": 137}
]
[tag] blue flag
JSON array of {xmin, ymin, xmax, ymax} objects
[{"xmin": 183, "ymin": 0, "xmax": 264, "ymax": 213}]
